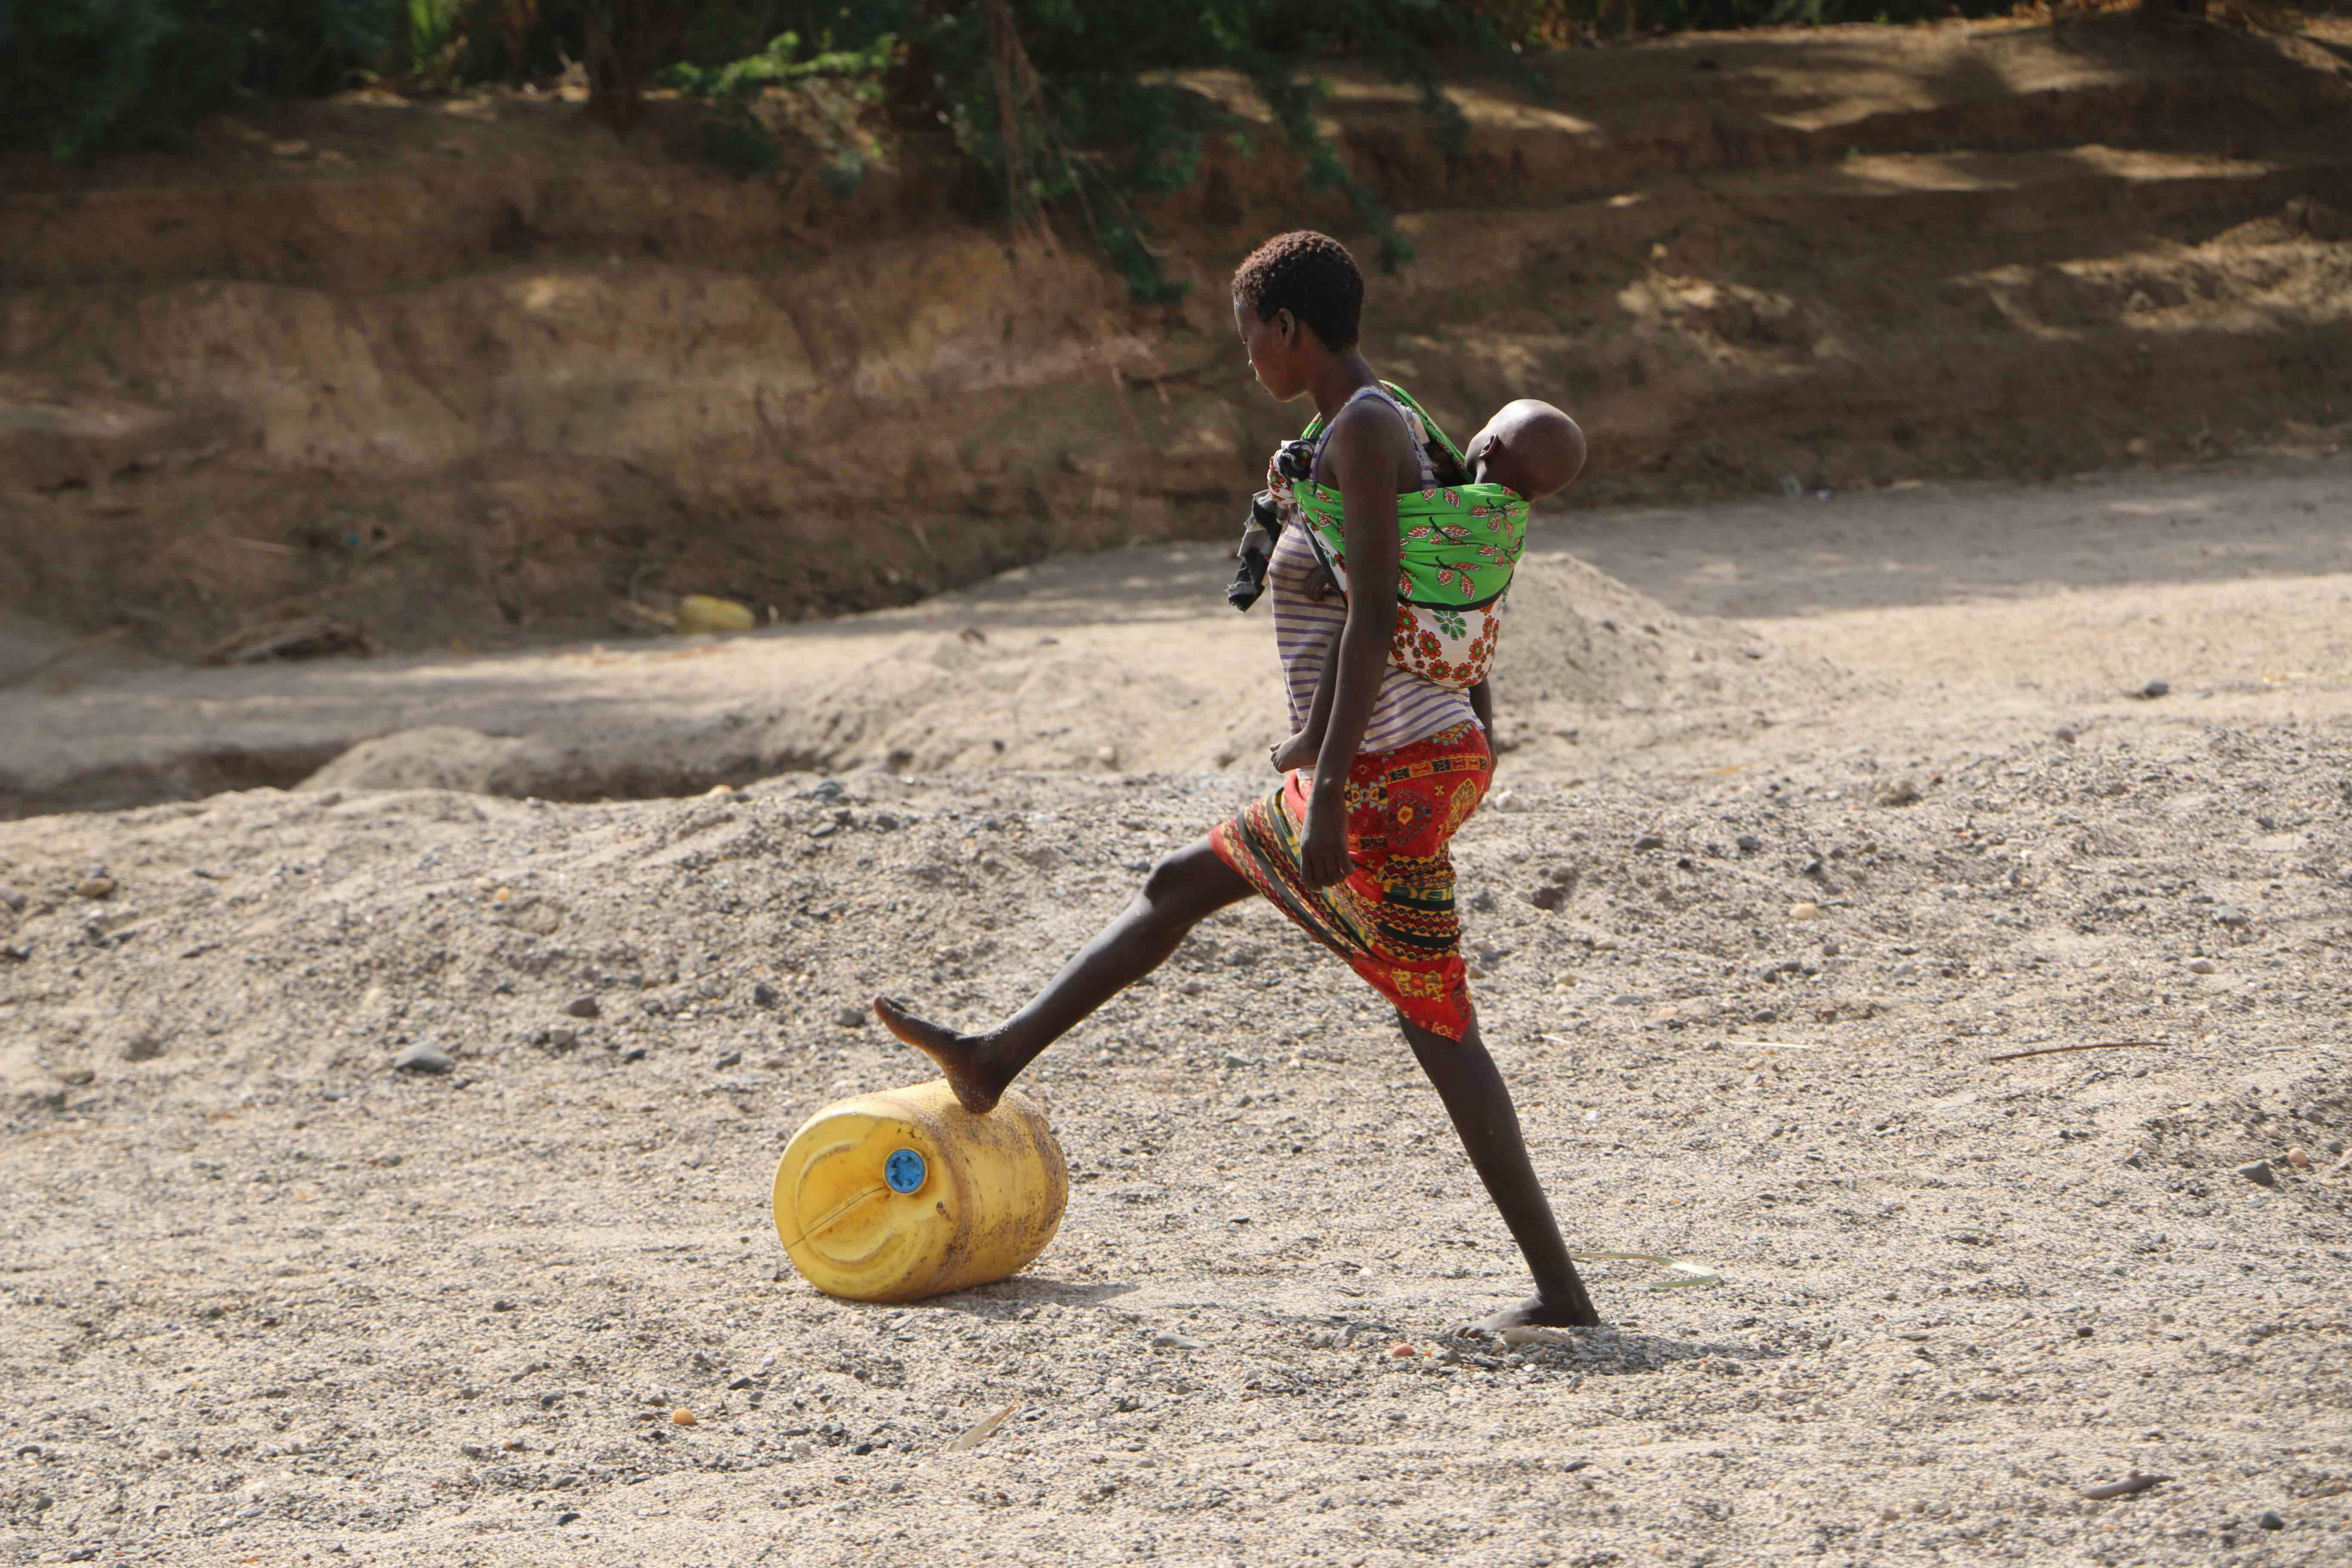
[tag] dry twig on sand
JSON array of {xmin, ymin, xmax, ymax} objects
[{"xmin": 1984, "ymin": 1041, "xmax": 2171, "ymax": 1064}]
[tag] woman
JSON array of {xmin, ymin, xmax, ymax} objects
[{"xmin": 875, "ymin": 231, "xmax": 1598, "ymax": 1332}]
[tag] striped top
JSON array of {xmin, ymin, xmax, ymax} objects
[{"xmin": 1270, "ymin": 386, "xmax": 1479, "ymax": 759}]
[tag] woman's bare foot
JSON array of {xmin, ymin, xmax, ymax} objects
[
  {"xmin": 1271, "ymin": 731, "xmax": 1320, "ymax": 773},
  {"xmin": 872, "ymin": 996, "xmax": 1005, "ymax": 1113},
  {"xmin": 1470, "ymin": 1292, "xmax": 1604, "ymax": 1334}
]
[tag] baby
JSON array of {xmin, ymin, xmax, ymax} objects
[
  {"xmin": 1270, "ymin": 398, "xmax": 1585, "ymax": 773},
  {"xmin": 1456, "ymin": 398, "xmax": 1587, "ymax": 500}
]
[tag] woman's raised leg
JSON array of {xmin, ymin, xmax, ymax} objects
[
  {"xmin": 1400, "ymin": 1015, "xmax": 1601, "ymax": 1329},
  {"xmin": 875, "ymin": 836, "xmax": 1252, "ymax": 1113}
]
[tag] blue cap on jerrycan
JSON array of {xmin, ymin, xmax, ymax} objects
[{"xmin": 772, "ymin": 1080, "xmax": 1068, "ymax": 1304}]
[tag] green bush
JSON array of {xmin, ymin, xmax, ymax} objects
[{"xmin": 0, "ymin": 0, "xmax": 409, "ymax": 159}]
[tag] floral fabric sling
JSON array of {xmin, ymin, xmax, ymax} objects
[{"xmin": 1265, "ymin": 382, "xmax": 1530, "ymax": 691}]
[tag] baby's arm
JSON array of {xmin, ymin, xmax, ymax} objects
[
  {"xmin": 1271, "ymin": 637, "xmax": 1341, "ymax": 773},
  {"xmin": 1469, "ymin": 677, "xmax": 1497, "ymax": 774}
]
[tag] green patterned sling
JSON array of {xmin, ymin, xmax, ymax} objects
[{"xmin": 1270, "ymin": 382, "xmax": 1528, "ymax": 691}]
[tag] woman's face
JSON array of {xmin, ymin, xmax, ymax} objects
[{"xmin": 1234, "ymin": 297, "xmax": 1307, "ymax": 401}]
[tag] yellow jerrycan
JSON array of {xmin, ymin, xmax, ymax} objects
[{"xmin": 772, "ymin": 1080, "xmax": 1067, "ymax": 1303}]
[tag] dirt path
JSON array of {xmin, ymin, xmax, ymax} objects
[
  {"xmin": 6, "ymin": 456, "xmax": 2349, "ymax": 817},
  {"xmin": 1, "ymin": 462, "xmax": 2348, "ymax": 1566}
]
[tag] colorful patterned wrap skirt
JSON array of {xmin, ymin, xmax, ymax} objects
[{"xmin": 1210, "ymin": 721, "xmax": 1491, "ymax": 1040}]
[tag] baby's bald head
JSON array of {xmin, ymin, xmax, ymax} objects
[{"xmin": 1465, "ymin": 400, "xmax": 1585, "ymax": 501}]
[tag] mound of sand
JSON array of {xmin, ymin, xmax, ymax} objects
[
  {"xmin": 104, "ymin": 543, "xmax": 1850, "ymax": 808},
  {"xmin": 296, "ymin": 725, "xmax": 538, "ymax": 794}
]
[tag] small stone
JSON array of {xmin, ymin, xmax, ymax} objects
[
  {"xmin": 1734, "ymin": 834, "xmax": 1761, "ymax": 853},
  {"xmin": 1632, "ymin": 834, "xmax": 1666, "ymax": 852},
  {"xmin": 1387, "ymin": 1341, "xmax": 1418, "ymax": 1359},
  {"xmin": 565, "ymin": 996, "xmax": 600, "ymax": 1019},
  {"xmin": 1221, "ymin": 1052, "xmax": 1255, "ymax": 1069},
  {"xmin": 620, "ymin": 1046, "xmax": 646, "ymax": 1063},
  {"xmin": 714, "ymin": 1050, "xmax": 742, "ymax": 1070},
  {"xmin": 2212, "ymin": 905, "xmax": 2251, "ymax": 928},
  {"xmin": 1096, "ymin": 746, "xmax": 1118, "ymax": 766},
  {"xmin": 752, "ymin": 981, "xmax": 779, "ymax": 1008},
  {"xmin": 393, "ymin": 1042, "xmax": 453, "ymax": 1075},
  {"xmin": 2258, "ymin": 1510, "xmax": 2285, "ymax": 1531},
  {"xmin": 491, "ymin": 1297, "xmax": 516, "ymax": 1312},
  {"xmin": 2186, "ymin": 957, "xmax": 2217, "ymax": 975},
  {"xmin": 547, "ymin": 1028, "xmax": 576, "ymax": 1050},
  {"xmin": 554, "ymin": 1511, "xmax": 580, "ymax": 1526},
  {"xmin": 670, "ymin": 1408, "xmax": 696, "ymax": 1427},
  {"xmin": 834, "ymin": 1004, "xmax": 867, "ymax": 1029},
  {"xmin": 76, "ymin": 876, "xmax": 117, "ymax": 900},
  {"xmin": 1788, "ymin": 902, "xmax": 1823, "ymax": 921},
  {"xmin": 2138, "ymin": 677, "xmax": 2170, "ymax": 699},
  {"xmin": 1874, "ymin": 778, "xmax": 1921, "ymax": 807},
  {"xmin": 788, "ymin": 1438, "xmax": 814, "ymax": 1460},
  {"xmin": 2053, "ymin": 725, "xmax": 2078, "ymax": 744},
  {"xmin": 0, "ymin": 884, "xmax": 24, "ymax": 912},
  {"xmin": 2285, "ymin": 1146, "xmax": 2311, "ymax": 1170},
  {"xmin": 2235, "ymin": 1159, "xmax": 2278, "ymax": 1188},
  {"xmin": 1150, "ymin": 1330, "xmax": 1200, "ymax": 1350}
]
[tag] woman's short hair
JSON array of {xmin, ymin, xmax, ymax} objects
[{"xmin": 1232, "ymin": 231, "xmax": 1362, "ymax": 352}]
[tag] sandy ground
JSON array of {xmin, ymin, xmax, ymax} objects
[{"xmin": 2, "ymin": 458, "xmax": 2350, "ymax": 1566}]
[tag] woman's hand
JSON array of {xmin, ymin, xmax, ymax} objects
[
  {"xmin": 1271, "ymin": 731, "xmax": 1320, "ymax": 774},
  {"xmin": 1300, "ymin": 790, "xmax": 1354, "ymax": 888}
]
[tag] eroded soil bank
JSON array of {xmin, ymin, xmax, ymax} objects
[{"xmin": 3, "ymin": 14, "xmax": 2351, "ymax": 657}]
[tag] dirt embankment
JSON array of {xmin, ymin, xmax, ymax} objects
[{"xmin": 3, "ymin": 14, "xmax": 2351, "ymax": 657}]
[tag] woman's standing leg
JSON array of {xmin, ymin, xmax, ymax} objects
[
  {"xmin": 1401, "ymin": 1014, "xmax": 1601, "ymax": 1329},
  {"xmin": 875, "ymin": 837, "xmax": 1252, "ymax": 1113}
]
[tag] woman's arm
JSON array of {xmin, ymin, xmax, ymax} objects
[
  {"xmin": 1272, "ymin": 637, "xmax": 1340, "ymax": 774},
  {"xmin": 1468, "ymin": 677, "xmax": 1495, "ymax": 771},
  {"xmin": 1299, "ymin": 404, "xmax": 1409, "ymax": 888}
]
